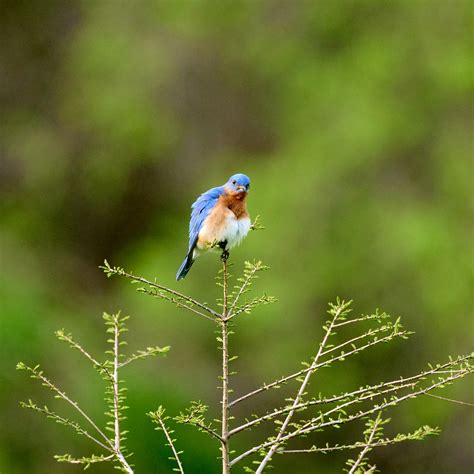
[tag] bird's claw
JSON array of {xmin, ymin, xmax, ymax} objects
[{"xmin": 221, "ymin": 250, "xmax": 229, "ymax": 262}]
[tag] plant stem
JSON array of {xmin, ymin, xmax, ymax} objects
[
  {"xmin": 230, "ymin": 367, "xmax": 470, "ymax": 465},
  {"xmin": 229, "ymin": 327, "xmax": 409, "ymax": 408},
  {"xmin": 157, "ymin": 417, "xmax": 185, "ymax": 474},
  {"xmin": 107, "ymin": 266, "xmax": 221, "ymax": 320},
  {"xmin": 113, "ymin": 319, "xmax": 121, "ymax": 453},
  {"xmin": 116, "ymin": 452, "xmax": 133, "ymax": 474},
  {"xmin": 25, "ymin": 367, "xmax": 112, "ymax": 448},
  {"xmin": 112, "ymin": 316, "xmax": 134, "ymax": 474},
  {"xmin": 348, "ymin": 412, "xmax": 381, "ymax": 474},
  {"xmin": 221, "ymin": 257, "xmax": 230, "ymax": 474},
  {"xmin": 255, "ymin": 308, "xmax": 341, "ymax": 472}
]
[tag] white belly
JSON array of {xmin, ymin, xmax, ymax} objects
[
  {"xmin": 196, "ymin": 213, "xmax": 251, "ymax": 255},
  {"xmin": 223, "ymin": 215, "xmax": 251, "ymax": 249}
]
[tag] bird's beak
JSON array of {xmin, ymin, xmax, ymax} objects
[{"xmin": 236, "ymin": 185, "xmax": 246, "ymax": 192}]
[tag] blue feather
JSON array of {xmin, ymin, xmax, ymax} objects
[
  {"xmin": 176, "ymin": 186, "xmax": 224, "ymax": 280},
  {"xmin": 188, "ymin": 186, "xmax": 224, "ymax": 250}
]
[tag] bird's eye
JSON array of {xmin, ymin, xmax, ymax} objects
[{"xmin": 232, "ymin": 180, "xmax": 236, "ymax": 185}]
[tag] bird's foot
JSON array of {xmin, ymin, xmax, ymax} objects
[
  {"xmin": 219, "ymin": 240, "xmax": 229, "ymax": 261},
  {"xmin": 221, "ymin": 250, "xmax": 229, "ymax": 262}
]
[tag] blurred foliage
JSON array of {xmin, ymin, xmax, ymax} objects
[{"xmin": 0, "ymin": 0, "xmax": 472, "ymax": 472}]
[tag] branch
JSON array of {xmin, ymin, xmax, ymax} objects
[
  {"xmin": 228, "ymin": 263, "xmax": 258, "ymax": 315},
  {"xmin": 112, "ymin": 316, "xmax": 121, "ymax": 453},
  {"xmin": 149, "ymin": 408, "xmax": 185, "ymax": 474},
  {"xmin": 423, "ymin": 393, "xmax": 474, "ymax": 407},
  {"xmin": 319, "ymin": 320, "xmax": 403, "ymax": 358},
  {"xmin": 16, "ymin": 362, "xmax": 112, "ymax": 448},
  {"xmin": 230, "ymin": 346, "xmax": 470, "ymax": 437},
  {"xmin": 255, "ymin": 301, "xmax": 348, "ymax": 472},
  {"xmin": 332, "ymin": 312, "xmax": 390, "ymax": 328},
  {"xmin": 19, "ymin": 400, "xmax": 112, "ymax": 452},
  {"xmin": 101, "ymin": 260, "xmax": 222, "ymax": 320},
  {"xmin": 292, "ymin": 368, "xmax": 471, "ymax": 441},
  {"xmin": 174, "ymin": 401, "xmax": 222, "ymax": 443},
  {"xmin": 185, "ymin": 420, "xmax": 224, "ymax": 443},
  {"xmin": 138, "ymin": 287, "xmax": 218, "ymax": 323},
  {"xmin": 119, "ymin": 345, "xmax": 170, "ymax": 368},
  {"xmin": 55, "ymin": 453, "xmax": 114, "ymax": 467},
  {"xmin": 55, "ymin": 330, "xmax": 102, "ymax": 368},
  {"xmin": 278, "ymin": 425, "xmax": 439, "ymax": 454},
  {"xmin": 98, "ymin": 312, "xmax": 134, "ymax": 473},
  {"xmin": 228, "ymin": 293, "xmax": 277, "ymax": 320},
  {"xmin": 220, "ymin": 257, "xmax": 231, "ymax": 474},
  {"xmin": 229, "ymin": 380, "xmax": 415, "ymax": 437},
  {"xmin": 227, "ymin": 260, "xmax": 269, "ymax": 317},
  {"xmin": 55, "ymin": 330, "xmax": 115, "ymax": 384},
  {"xmin": 250, "ymin": 214, "xmax": 264, "ymax": 231},
  {"xmin": 109, "ymin": 314, "xmax": 134, "ymax": 474},
  {"xmin": 230, "ymin": 366, "xmax": 471, "ymax": 466},
  {"xmin": 229, "ymin": 325, "xmax": 410, "ymax": 408},
  {"xmin": 348, "ymin": 412, "xmax": 382, "ymax": 474}
]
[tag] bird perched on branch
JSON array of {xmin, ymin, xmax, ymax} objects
[{"xmin": 176, "ymin": 173, "xmax": 251, "ymax": 280}]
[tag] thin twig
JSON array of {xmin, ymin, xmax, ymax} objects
[
  {"xmin": 139, "ymin": 287, "xmax": 218, "ymax": 323},
  {"xmin": 295, "ymin": 370, "xmax": 471, "ymax": 438},
  {"xmin": 56, "ymin": 331, "xmax": 115, "ymax": 384},
  {"xmin": 56, "ymin": 331, "xmax": 103, "ymax": 369},
  {"xmin": 55, "ymin": 454, "xmax": 114, "ymax": 464},
  {"xmin": 191, "ymin": 421, "xmax": 224, "ymax": 443},
  {"xmin": 319, "ymin": 324, "xmax": 397, "ymax": 358},
  {"xmin": 20, "ymin": 401, "xmax": 113, "ymax": 452},
  {"xmin": 230, "ymin": 368, "xmax": 470, "ymax": 466},
  {"xmin": 104, "ymin": 265, "xmax": 222, "ymax": 320},
  {"xmin": 424, "ymin": 393, "xmax": 474, "ymax": 407},
  {"xmin": 228, "ymin": 294, "xmax": 275, "ymax": 320},
  {"xmin": 229, "ymin": 381, "xmax": 415, "ymax": 438},
  {"xmin": 227, "ymin": 264, "xmax": 258, "ymax": 316},
  {"xmin": 333, "ymin": 314, "xmax": 388, "ymax": 328},
  {"xmin": 21, "ymin": 365, "xmax": 112, "ymax": 448},
  {"xmin": 229, "ymin": 328, "xmax": 410, "ymax": 408},
  {"xmin": 279, "ymin": 430, "xmax": 438, "ymax": 454},
  {"xmin": 112, "ymin": 318, "xmax": 121, "ymax": 454},
  {"xmin": 220, "ymin": 257, "xmax": 231, "ymax": 474},
  {"xmin": 255, "ymin": 306, "xmax": 343, "ymax": 473},
  {"xmin": 348, "ymin": 412, "xmax": 381, "ymax": 474},
  {"xmin": 118, "ymin": 346, "xmax": 170, "ymax": 369},
  {"xmin": 229, "ymin": 355, "xmax": 472, "ymax": 436},
  {"xmin": 111, "ymin": 316, "xmax": 134, "ymax": 474},
  {"xmin": 157, "ymin": 417, "xmax": 185, "ymax": 474}
]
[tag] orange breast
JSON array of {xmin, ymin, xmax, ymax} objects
[
  {"xmin": 220, "ymin": 191, "xmax": 249, "ymax": 219},
  {"xmin": 196, "ymin": 191, "xmax": 249, "ymax": 249}
]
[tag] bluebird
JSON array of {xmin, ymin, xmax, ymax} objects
[{"xmin": 176, "ymin": 173, "xmax": 251, "ymax": 280}]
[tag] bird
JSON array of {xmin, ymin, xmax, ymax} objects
[{"xmin": 176, "ymin": 173, "xmax": 251, "ymax": 280}]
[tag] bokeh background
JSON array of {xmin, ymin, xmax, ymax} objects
[{"xmin": 1, "ymin": 1, "xmax": 472, "ymax": 473}]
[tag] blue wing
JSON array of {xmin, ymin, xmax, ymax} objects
[
  {"xmin": 176, "ymin": 185, "xmax": 225, "ymax": 281},
  {"xmin": 188, "ymin": 186, "xmax": 225, "ymax": 252}
]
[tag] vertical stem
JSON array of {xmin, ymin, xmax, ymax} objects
[
  {"xmin": 255, "ymin": 308, "xmax": 341, "ymax": 473},
  {"xmin": 112, "ymin": 316, "xmax": 134, "ymax": 474},
  {"xmin": 348, "ymin": 412, "xmax": 381, "ymax": 474},
  {"xmin": 157, "ymin": 417, "xmax": 185, "ymax": 474},
  {"xmin": 221, "ymin": 258, "xmax": 230, "ymax": 474},
  {"xmin": 113, "ymin": 319, "xmax": 121, "ymax": 453}
]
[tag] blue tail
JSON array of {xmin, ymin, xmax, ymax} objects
[{"xmin": 176, "ymin": 253, "xmax": 194, "ymax": 280}]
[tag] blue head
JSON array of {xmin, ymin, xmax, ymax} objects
[{"xmin": 225, "ymin": 173, "xmax": 250, "ymax": 193}]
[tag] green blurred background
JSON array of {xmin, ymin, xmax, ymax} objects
[{"xmin": 1, "ymin": 0, "xmax": 472, "ymax": 472}]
